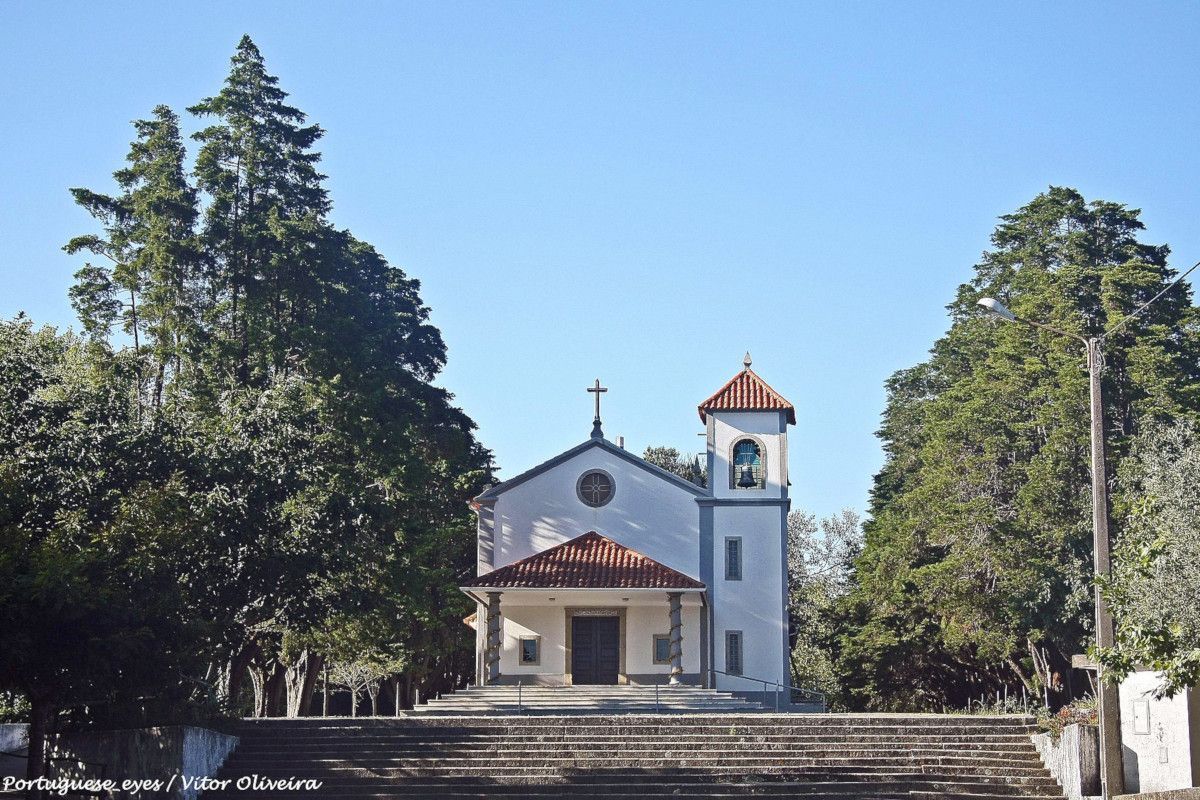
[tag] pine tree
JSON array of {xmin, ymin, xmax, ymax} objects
[
  {"xmin": 189, "ymin": 35, "xmax": 329, "ymax": 387},
  {"xmin": 840, "ymin": 187, "xmax": 1200, "ymax": 711},
  {"xmin": 65, "ymin": 105, "xmax": 200, "ymax": 408}
]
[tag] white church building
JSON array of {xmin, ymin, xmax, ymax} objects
[{"xmin": 462, "ymin": 356, "xmax": 794, "ymax": 693}]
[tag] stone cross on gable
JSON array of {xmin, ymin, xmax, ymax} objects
[{"xmin": 588, "ymin": 379, "xmax": 607, "ymax": 439}]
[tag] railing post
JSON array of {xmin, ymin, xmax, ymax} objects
[
  {"xmin": 655, "ymin": 681, "xmax": 660, "ymax": 713},
  {"xmin": 518, "ymin": 680, "xmax": 523, "ymax": 715},
  {"xmin": 775, "ymin": 682, "xmax": 780, "ymax": 712}
]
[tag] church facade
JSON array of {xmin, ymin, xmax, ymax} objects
[{"xmin": 462, "ymin": 357, "xmax": 794, "ymax": 693}]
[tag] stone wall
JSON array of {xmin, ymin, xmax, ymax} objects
[
  {"xmin": 1032, "ymin": 722, "xmax": 1101, "ymax": 800},
  {"xmin": 0, "ymin": 723, "xmax": 29, "ymax": 780},
  {"xmin": 44, "ymin": 725, "xmax": 238, "ymax": 800}
]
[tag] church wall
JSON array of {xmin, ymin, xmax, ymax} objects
[
  {"xmin": 709, "ymin": 411, "xmax": 788, "ymax": 500},
  {"xmin": 625, "ymin": 603, "xmax": 702, "ymax": 679},
  {"xmin": 500, "ymin": 604, "xmax": 567, "ymax": 679},
  {"xmin": 494, "ymin": 599, "xmax": 703, "ymax": 684},
  {"xmin": 487, "ymin": 446, "xmax": 701, "ymax": 578},
  {"xmin": 709, "ymin": 503, "xmax": 788, "ymax": 688}
]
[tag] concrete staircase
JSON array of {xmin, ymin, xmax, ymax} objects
[
  {"xmin": 412, "ymin": 684, "xmax": 767, "ymax": 714},
  {"xmin": 204, "ymin": 714, "xmax": 1066, "ymax": 799}
]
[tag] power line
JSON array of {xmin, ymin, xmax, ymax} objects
[{"xmin": 1103, "ymin": 259, "xmax": 1200, "ymax": 340}]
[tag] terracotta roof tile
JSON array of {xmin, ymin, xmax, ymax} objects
[
  {"xmin": 698, "ymin": 367, "xmax": 796, "ymax": 424},
  {"xmin": 466, "ymin": 532, "xmax": 705, "ymax": 590}
]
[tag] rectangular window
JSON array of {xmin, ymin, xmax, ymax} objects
[
  {"xmin": 653, "ymin": 634, "xmax": 671, "ymax": 665},
  {"xmin": 725, "ymin": 537, "xmax": 743, "ymax": 581},
  {"xmin": 519, "ymin": 636, "xmax": 540, "ymax": 666},
  {"xmin": 725, "ymin": 631, "xmax": 743, "ymax": 676}
]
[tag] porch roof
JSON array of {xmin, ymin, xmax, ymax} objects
[{"xmin": 462, "ymin": 531, "xmax": 705, "ymax": 591}]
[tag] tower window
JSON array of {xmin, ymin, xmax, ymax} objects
[
  {"xmin": 730, "ymin": 438, "xmax": 765, "ymax": 489},
  {"xmin": 725, "ymin": 631, "xmax": 744, "ymax": 676},
  {"xmin": 725, "ymin": 537, "xmax": 743, "ymax": 581}
]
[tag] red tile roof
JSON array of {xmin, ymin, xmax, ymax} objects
[
  {"xmin": 465, "ymin": 532, "xmax": 705, "ymax": 590},
  {"xmin": 698, "ymin": 366, "xmax": 796, "ymax": 424}
]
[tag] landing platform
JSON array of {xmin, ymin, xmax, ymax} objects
[{"xmin": 413, "ymin": 684, "xmax": 780, "ymax": 715}]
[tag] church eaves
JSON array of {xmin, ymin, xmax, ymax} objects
[{"xmin": 473, "ymin": 437, "xmax": 707, "ymax": 503}]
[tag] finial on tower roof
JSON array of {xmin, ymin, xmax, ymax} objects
[{"xmin": 743, "ymin": 352, "xmax": 752, "ymax": 369}]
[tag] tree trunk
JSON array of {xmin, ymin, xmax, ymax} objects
[
  {"xmin": 25, "ymin": 694, "xmax": 54, "ymax": 799},
  {"xmin": 247, "ymin": 665, "xmax": 268, "ymax": 718},
  {"xmin": 267, "ymin": 665, "xmax": 287, "ymax": 717},
  {"xmin": 284, "ymin": 650, "xmax": 324, "ymax": 718},
  {"xmin": 217, "ymin": 641, "xmax": 258, "ymax": 714}
]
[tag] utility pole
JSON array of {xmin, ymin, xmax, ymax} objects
[{"xmin": 1087, "ymin": 337, "xmax": 1123, "ymax": 798}]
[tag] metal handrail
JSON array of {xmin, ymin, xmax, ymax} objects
[{"xmin": 707, "ymin": 668, "xmax": 827, "ymax": 712}]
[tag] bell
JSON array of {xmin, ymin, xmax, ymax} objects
[{"xmin": 737, "ymin": 464, "xmax": 757, "ymax": 488}]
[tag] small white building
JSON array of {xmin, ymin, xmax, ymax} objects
[
  {"xmin": 462, "ymin": 357, "xmax": 794, "ymax": 693},
  {"xmin": 1120, "ymin": 671, "xmax": 1200, "ymax": 793}
]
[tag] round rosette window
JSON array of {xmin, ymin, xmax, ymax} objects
[{"xmin": 576, "ymin": 470, "xmax": 614, "ymax": 507}]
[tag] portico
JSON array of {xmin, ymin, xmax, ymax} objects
[{"xmin": 462, "ymin": 534, "xmax": 707, "ymax": 686}]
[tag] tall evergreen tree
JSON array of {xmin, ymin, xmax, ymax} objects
[
  {"xmin": 53, "ymin": 36, "xmax": 492, "ymax": 722},
  {"xmin": 65, "ymin": 105, "xmax": 200, "ymax": 408},
  {"xmin": 840, "ymin": 187, "xmax": 1200, "ymax": 711},
  {"xmin": 189, "ymin": 34, "xmax": 329, "ymax": 387}
]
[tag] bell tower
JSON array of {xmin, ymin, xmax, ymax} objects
[
  {"xmin": 700, "ymin": 353, "xmax": 793, "ymax": 501},
  {"xmin": 696, "ymin": 354, "xmax": 795, "ymax": 693}
]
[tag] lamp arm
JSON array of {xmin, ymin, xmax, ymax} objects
[{"xmin": 1011, "ymin": 315, "xmax": 1089, "ymax": 345}]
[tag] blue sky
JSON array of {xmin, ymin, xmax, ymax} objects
[{"xmin": 2, "ymin": 2, "xmax": 1198, "ymax": 519}]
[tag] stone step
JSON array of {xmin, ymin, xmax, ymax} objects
[
  {"xmin": 229, "ymin": 722, "xmax": 1037, "ymax": 732},
  {"xmin": 232, "ymin": 741, "xmax": 1039, "ymax": 756},
  {"xmin": 205, "ymin": 713, "xmax": 1062, "ymax": 800},
  {"xmin": 230, "ymin": 729, "xmax": 1039, "ymax": 742},
  {"xmin": 199, "ymin": 778, "xmax": 1065, "ymax": 799},
  {"xmin": 225, "ymin": 753, "xmax": 1051, "ymax": 762},
  {"xmin": 230, "ymin": 718, "xmax": 1038, "ymax": 730},
  {"xmin": 219, "ymin": 765, "xmax": 1058, "ymax": 785}
]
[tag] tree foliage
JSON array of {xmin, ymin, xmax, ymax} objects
[
  {"xmin": 787, "ymin": 509, "xmax": 861, "ymax": 703},
  {"xmin": 840, "ymin": 187, "xmax": 1200, "ymax": 711},
  {"xmin": 1, "ymin": 35, "xmax": 490, "ymax": 759},
  {"xmin": 1099, "ymin": 421, "xmax": 1200, "ymax": 696},
  {"xmin": 642, "ymin": 446, "xmax": 706, "ymax": 487}
]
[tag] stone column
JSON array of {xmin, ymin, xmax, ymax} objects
[
  {"xmin": 485, "ymin": 592, "xmax": 502, "ymax": 685},
  {"xmin": 667, "ymin": 592, "xmax": 683, "ymax": 685}
]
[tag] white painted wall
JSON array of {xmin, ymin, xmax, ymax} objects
[
  {"xmin": 483, "ymin": 445, "xmax": 701, "ymax": 578},
  {"xmin": 709, "ymin": 411, "xmax": 787, "ymax": 500},
  {"xmin": 502, "ymin": 604, "xmax": 567, "ymax": 677},
  {"xmin": 496, "ymin": 593, "xmax": 703, "ymax": 683},
  {"xmin": 625, "ymin": 603, "xmax": 702, "ymax": 676},
  {"xmin": 710, "ymin": 503, "xmax": 788, "ymax": 688},
  {"xmin": 1120, "ymin": 671, "xmax": 1200, "ymax": 793}
]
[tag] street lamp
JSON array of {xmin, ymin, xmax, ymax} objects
[
  {"xmin": 976, "ymin": 297, "xmax": 1122, "ymax": 798},
  {"xmin": 977, "ymin": 258, "xmax": 1199, "ymax": 799}
]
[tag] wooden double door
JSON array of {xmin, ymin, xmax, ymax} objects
[{"xmin": 571, "ymin": 616, "xmax": 620, "ymax": 685}]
